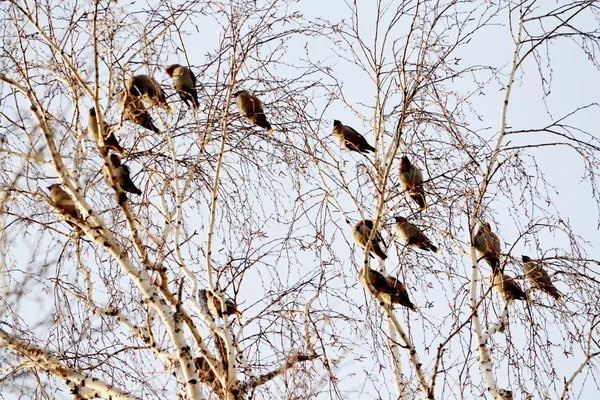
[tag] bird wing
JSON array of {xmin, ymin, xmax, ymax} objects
[
  {"xmin": 489, "ymin": 232, "xmax": 501, "ymax": 254},
  {"xmin": 190, "ymin": 69, "xmax": 197, "ymax": 87},
  {"xmin": 247, "ymin": 94, "xmax": 264, "ymax": 114}
]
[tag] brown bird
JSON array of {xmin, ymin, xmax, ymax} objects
[
  {"xmin": 47, "ymin": 184, "xmax": 80, "ymax": 222},
  {"xmin": 360, "ymin": 267, "xmax": 416, "ymax": 311},
  {"xmin": 490, "ymin": 272, "xmax": 527, "ymax": 302},
  {"xmin": 87, "ymin": 107, "xmax": 126, "ymax": 155},
  {"xmin": 118, "ymin": 91, "xmax": 161, "ymax": 133},
  {"xmin": 399, "ymin": 156, "xmax": 426, "ymax": 210},
  {"xmin": 351, "ymin": 219, "xmax": 387, "ymax": 260},
  {"xmin": 498, "ymin": 389, "xmax": 513, "ymax": 400},
  {"xmin": 332, "ymin": 120, "xmax": 375, "ymax": 153},
  {"xmin": 234, "ymin": 90, "xmax": 273, "ymax": 133},
  {"xmin": 473, "ymin": 222, "xmax": 502, "ymax": 273},
  {"xmin": 522, "ymin": 255, "xmax": 561, "ymax": 301},
  {"xmin": 394, "ymin": 216, "xmax": 438, "ymax": 253},
  {"xmin": 202, "ymin": 289, "xmax": 241, "ymax": 318},
  {"xmin": 125, "ymin": 74, "xmax": 172, "ymax": 113},
  {"xmin": 193, "ymin": 356, "xmax": 218, "ymax": 387},
  {"xmin": 109, "ymin": 154, "xmax": 142, "ymax": 196},
  {"xmin": 164, "ymin": 64, "xmax": 199, "ymax": 109}
]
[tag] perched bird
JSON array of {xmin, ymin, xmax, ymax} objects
[
  {"xmin": 125, "ymin": 74, "xmax": 172, "ymax": 113},
  {"xmin": 399, "ymin": 156, "xmax": 426, "ymax": 210},
  {"xmin": 87, "ymin": 107, "xmax": 126, "ymax": 155},
  {"xmin": 118, "ymin": 91, "xmax": 161, "ymax": 133},
  {"xmin": 193, "ymin": 356, "xmax": 218, "ymax": 387},
  {"xmin": 360, "ymin": 267, "xmax": 416, "ymax": 311},
  {"xmin": 351, "ymin": 219, "xmax": 387, "ymax": 260},
  {"xmin": 164, "ymin": 64, "xmax": 199, "ymax": 109},
  {"xmin": 394, "ymin": 216, "xmax": 438, "ymax": 253},
  {"xmin": 234, "ymin": 90, "xmax": 273, "ymax": 133},
  {"xmin": 498, "ymin": 389, "xmax": 513, "ymax": 400},
  {"xmin": 47, "ymin": 184, "xmax": 80, "ymax": 227},
  {"xmin": 331, "ymin": 120, "xmax": 375, "ymax": 153},
  {"xmin": 109, "ymin": 154, "xmax": 142, "ymax": 196},
  {"xmin": 202, "ymin": 289, "xmax": 241, "ymax": 318},
  {"xmin": 522, "ymin": 255, "xmax": 561, "ymax": 301},
  {"xmin": 473, "ymin": 222, "xmax": 502, "ymax": 273},
  {"xmin": 490, "ymin": 272, "xmax": 527, "ymax": 302}
]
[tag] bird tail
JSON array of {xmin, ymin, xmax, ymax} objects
[
  {"xmin": 487, "ymin": 257, "xmax": 501, "ymax": 274},
  {"xmin": 412, "ymin": 193, "xmax": 427, "ymax": 210},
  {"xmin": 373, "ymin": 245, "xmax": 387, "ymax": 260},
  {"xmin": 552, "ymin": 289, "xmax": 562, "ymax": 302},
  {"xmin": 166, "ymin": 106, "xmax": 173, "ymax": 114},
  {"xmin": 430, "ymin": 244, "xmax": 439, "ymax": 254}
]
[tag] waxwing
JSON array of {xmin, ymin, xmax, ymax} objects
[
  {"xmin": 234, "ymin": 90, "xmax": 273, "ymax": 133},
  {"xmin": 351, "ymin": 219, "xmax": 387, "ymax": 260},
  {"xmin": 165, "ymin": 64, "xmax": 199, "ymax": 109},
  {"xmin": 395, "ymin": 216, "xmax": 438, "ymax": 253},
  {"xmin": 399, "ymin": 156, "xmax": 426, "ymax": 210},
  {"xmin": 332, "ymin": 120, "xmax": 375, "ymax": 153}
]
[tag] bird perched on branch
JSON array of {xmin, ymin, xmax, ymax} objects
[
  {"xmin": 360, "ymin": 267, "xmax": 416, "ymax": 311},
  {"xmin": 87, "ymin": 107, "xmax": 126, "ymax": 156},
  {"xmin": 522, "ymin": 255, "xmax": 561, "ymax": 301},
  {"xmin": 125, "ymin": 74, "xmax": 172, "ymax": 113},
  {"xmin": 490, "ymin": 272, "xmax": 527, "ymax": 302},
  {"xmin": 331, "ymin": 120, "xmax": 375, "ymax": 153},
  {"xmin": 399, "ymin": 156, "xmax": 426, "ymax": 210},
  {"xmin": 118, "ymin": 91, "xmax": 161, "ymax": 133},
  {"xmin": 47, "ymin": 184, "xmax": 81, "ymax": 233},
  {"xmin": 165, "ymin": 64, "xmax": 199, "ymax": 109},
  {"xmin": 473, "ymin": 222, "xmax": 501, "ymax": 273},
  {"xmin": 109, "ymin": 154, "xmax": 142, "ymax": 196},
  {"xmin": 395, "ymin": 216, "xmax": 438, "ymax": 253},
  {"xmin": 201, "ymin": 289, "xmax": 242, "ymax": 318},
  {"xmin": 234, "ymin": 90, "xmax": 273, "ymax": 133},
  {"xmin": 193, "ymin": 356, "xmax": 219, "ymax": 388},
  {"xmin": 48, "ymin": 184, "xmax": 80, "ymax": 220},
  {"xmin": 351, "ymin": 219, "xmax": 387, "ymax": 260}
]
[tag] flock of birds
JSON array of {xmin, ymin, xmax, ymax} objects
[
  {"xmin": 45, "ymin": 63, "xmax": 561, "ymax": 319},
  {"xmin": 335, "ymin": 126, "xmax": 562, "ymax": 311}
]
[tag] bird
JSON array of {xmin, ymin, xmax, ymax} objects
[
  {"xmin": 109, "ymin": 154, "xmax": 142, "ymax": 196},
  {"xmin": 125, "ymin": 74, "xmax": 172, "ymax": 113},
  {"xmin": 394, "ymin": 216, "xmax": 438, "ymax": 253},
  {"xmin": 164, "ymin": 64, "xmax": 199, "ymax": 109},
  {"xmin": 193, "ymin": 356, "xmax": 218, "ymax": 387},
  {"xmin": 118, "ymin": 91, "xmax": 161, "ymax": 133},
  {"xmin": 201, "ymin": 289, "xmax": 241, "ymax": 318},
  {"xmin": 522, "ymin": 255, "xmax": 561, "ymax": 301},
  {"xmin": 233, "ymin": 90, "xmax": 273, "ymax": 133},
  {"xmin": 331, "ymin": 120, "xmax": 376, "ymax": 153},
  {"xmin": 351, "ymin": 219, "xmax": 387, "ymax": 260},
  {"xmin": 360, "ymin": 267, "xmax": 416, "ymax": 311},
  {"xmin": 47, "ymin": 184, "xmax": 80, "ymax": 224},
  {"xmin": 498, "ymin": 389, "xmax": 513, "ymax": 400},
  {"xmin": 399, "ymin": 156, "xmax": 426, "ymax": 210},
  {"xmin": 87, "ymin": 107, "xmax": 126, "ymax": 155},
  {"xmin": 490, "ymin": 272, "xmax": 527, "ymax": 302},
  {"xmin": 473, "ymin": 222, "xmax": 502, "ymax": 273}
]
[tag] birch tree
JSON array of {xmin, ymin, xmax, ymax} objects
[{"xmin": 1, "ymin": 1, "xmax": 600, "ymax": 400}]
